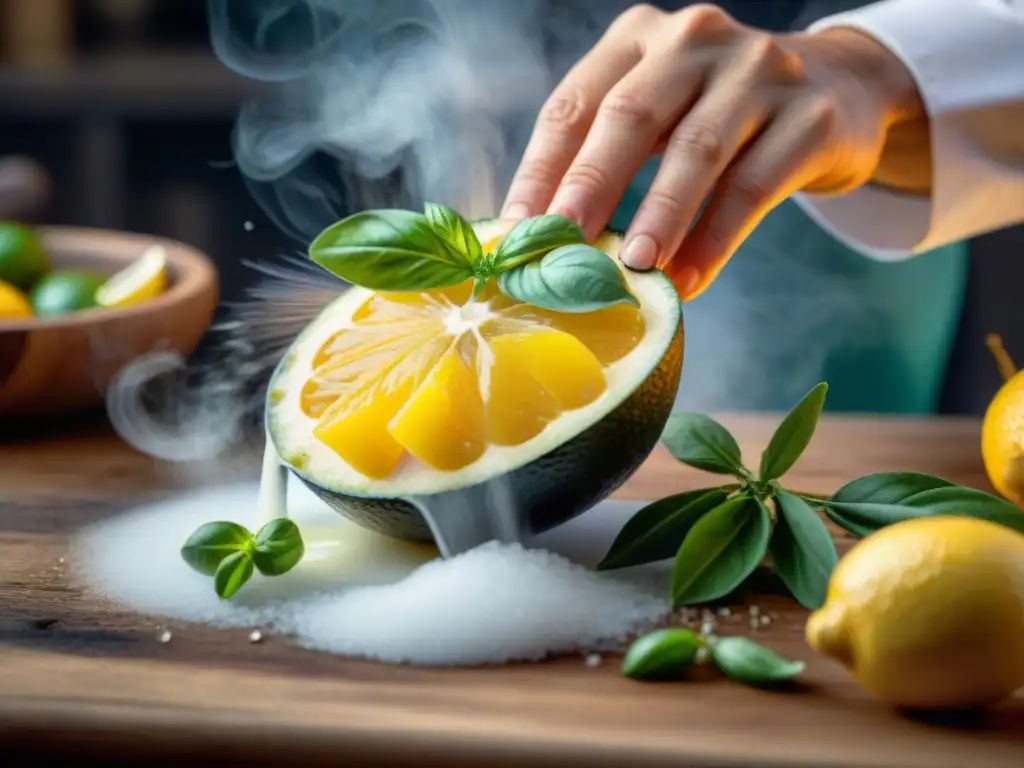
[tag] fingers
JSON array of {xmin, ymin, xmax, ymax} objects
[
  {"xmin": 544, "ymin": 53, "xmax": 706, "ymax": 240},
  {"xmin": 665, "ymin": 104, "xmax": 833, "ymax": 300},
  {"xmin": 500, "ymin": 33, "xmax": 643, "ymax": 222},
  {"xmin": 621, "ymin": 37, "xmax": 795, "ymax": 275}
]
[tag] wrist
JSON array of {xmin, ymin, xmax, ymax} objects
[{"xmin": 804, "ymin": 27, "xmax": 926, "ymax": 127}]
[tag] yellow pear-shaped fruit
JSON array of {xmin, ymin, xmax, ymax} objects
[{"xmin": 806, "ymin": 516, "xmax": 1024, "ymax": 710}]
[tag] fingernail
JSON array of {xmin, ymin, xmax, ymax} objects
[
  {"xmin": 673, "ymin": 267, "xmax": 702, "ymax": 301},
  {"xmin": 621, "ymin": 234, "xmax": 659, "ymax": 271},
  {"xmin": 502, "ymin": 203, "xmax": 531, "ymax": 220}
]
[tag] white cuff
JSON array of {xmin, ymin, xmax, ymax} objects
[{"xmin": 794, "ymin": 0, "xmax": 1024, "ymax": 260}]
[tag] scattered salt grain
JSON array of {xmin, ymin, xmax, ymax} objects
[
  {"xmin": 249, "ymin": 629, "xmax": 264, "ymax": 644},
  {"xmin": 158, "ymin": 630, "xmax": 172, "ymax": 643},
  {"xmin": 717, "ymin": 607, "xmax": 731, "ymax": 618},
  {"xmin": 73, "ymin": 483, "xmax": 672, "ymax": 667},
  {"xmin": 585, "ymin": 653, "xmax": 602, "ymax": 668},
  {"xmin": 243, "ymin": 220, "xmax": 254, "ymax": 231},
  {"xmin": 749, "ymin": 605, "xmax": 761, "ymax": 617}
]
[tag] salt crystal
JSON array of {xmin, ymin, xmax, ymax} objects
[
  {"xmin": 73, "ymin": 483, "xmax": 671, "ymax": 667},
  {"xmin": 585, "ymin": 653, "xmax": 602, "ymax": 668},
  {"xmin": 158, "ymin": 630, "xmax": 172, "ymax": 643},
  {"xmin": 243, "ymin": 221, "xmax": 254, "ymax": 231},
  {"xmin": 249, "ymin": 629, "xmax": 264, "ymax": 644}
]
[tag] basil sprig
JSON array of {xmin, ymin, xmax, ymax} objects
[
  {"xmin": 599, "ymin": 381, "xmax": 1024, "ymax": 611},
  {"xmin": 181, "ymin": 518, "xmax": 305, "ymax": 600},
  {"xmin": 309, "ymin": 203, "xmax": 637, "ymax": 313}
]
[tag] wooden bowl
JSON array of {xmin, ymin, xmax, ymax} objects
[{"xmin": 0, "ymin": 227, "xmax": 218, "ymax": 420}]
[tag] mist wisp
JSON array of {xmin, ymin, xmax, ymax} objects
[{"xmin": 107, "ymin": 0, "xmax": 883, "ymax": 472}]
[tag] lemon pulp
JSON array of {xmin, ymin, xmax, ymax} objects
[{"xmin": 300, "ymin": 280, "xmax": 645, "ymax": 480}]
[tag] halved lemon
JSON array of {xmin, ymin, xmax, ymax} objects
[
  {"xmin": 268, "ymin": 219, "xmax": 683, "ymax": 541},
  {"xmin": 95, "ymin": 245, "xmax": 167, "ymax": 308}
]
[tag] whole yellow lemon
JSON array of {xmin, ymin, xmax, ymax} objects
[
  {"xmin": 981, "ymin": 335, "xmax": 1024, "ymax": 506},
  {"xmin": 806, "ymin": 516, "xmax": 1024, "ymax": 710}
]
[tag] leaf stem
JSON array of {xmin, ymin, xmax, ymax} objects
[
  {"xmin": 986, "ymin": 333, "xmax": 1017, "ymax": 382},
  {"xmin": 471, "ymin": 275, "xmax": 488, "ymax": 301}
]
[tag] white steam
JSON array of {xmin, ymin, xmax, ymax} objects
[{"xmin": 107, "ymin": 0, "xmax": 886, "ymax": 466}]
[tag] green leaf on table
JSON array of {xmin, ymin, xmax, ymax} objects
[
  {"xmin": 214, "ymin": 550, "xmax": 255, "ymax": 600},
  {"xmin": 758, "ymin": 382, "xmax": 828, "ymax": 482},
  {"xmin": 310, "ymin": 209, "xmax": 474, "ymax": 291},
  {"xmin": 672, "ymin": 494, "xmax": 771, "ymax": 606},
  {"xmin": 769, "ymin": 490, "xmax": 837, "ymax": 610},
  {"xmin": 597, "ymin": 487, "xmax": 735, "ymax": 571},
  {"xmin": 496, "ymin": 244, "xmax": 638, "ymax": 313},
  {"xmin": 820, "ymin": 472, "xmax": 958, "ymax": 537},
  {"xmin": 621, "ymin": 628, "xmax": 705, "ymax": 681},
  {"xmin": 424, "ymin": 202, "xmax": 484, "ymax": 265},
  {"xmin": 488, "ymin": 214, "xmax": 585, "ymax": 272},
  {"xmin": 825, "ymin": 483, "xmax": 1024, "ymax": 537},
  {"xmin": 709, "ymin": 636, "xmax": 806, "ymax": 687},
  {"xmin": 830, "ymin": 471, "xmax": 956, "ymax": 504},
  {"xmin": 252, "ymin": 518, "xmax": 305, "ymax": 576},
  {"xmin": 661, "ymin": 412, "xmax": 746, "ymax": 477},
  {"xmin": 180, "ymin": 521, "xmax": 252, "ymax": 576}
]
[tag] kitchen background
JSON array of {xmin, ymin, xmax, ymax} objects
[{"xmin": 1, "ymin": 0, "xmax": 1020, "ymax": 415}]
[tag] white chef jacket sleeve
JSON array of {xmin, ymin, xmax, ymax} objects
[{"xmin": 791, "ymin": 0, "xmax": 1024, "ymax": 261}]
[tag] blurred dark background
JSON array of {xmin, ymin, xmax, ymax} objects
[{"xmin": 0, "ymin": 0, "xmax": 1020, "ymax": 415}]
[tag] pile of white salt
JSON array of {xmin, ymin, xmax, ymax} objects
[{"xmin": 73, "ymin": 482, "xmax": 671, "ymax": 666}]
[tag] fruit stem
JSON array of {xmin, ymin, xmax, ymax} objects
[{"xmin": 985, "ymin": 333, "xmax": 1017, "ymax": 382}]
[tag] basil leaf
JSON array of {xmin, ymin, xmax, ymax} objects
[
  {"xmin": 758, "ymin": 382, "xmax": 827, "ymax": 482},
  {"xmin": 710, "ymin": 636, "xmax": 806, "ymax": 687},
  {"xmin": 661, "ymin": 412, "xmax": 746, "ymax": 477},
  {"xmin": 672, "ymin": 495, "xmax": 771, "ymax": 606},
  {"xmin": 769, "ymin": 490, "xmax": 837, "ymax": 610},
  {"xmin": 826, "ymin": 484, "xmax": 1024, "ymax": 536},
  {"xmin": 597, "ymin": 487, "xmax": 735, "ymax": 571},
  {"xmin": 181, "ymin": 521, "xmax": 252, "ymax": 576},
  {"xmin": 830, "ymin": 471, "xmax": 955, "ymax": 504},
  {"xmin": 622, "ymin": 628, "xmax": 704, "ymax": 680},
  {"xmin": 424, "ymin": 202, "xmax": 484, "ymax": 265},
  {"xmin": 489, "ymin": 214, "xmax": 585, "ymax": 272},
  {"xmin": 496, "ymin": 245, "xmax": 638, "ymax": 313},
  {"xmin": 310, "ymin": 209, "xmax": 474, "ymax": 291},
  {"xmin": 214, "ymin": 550, "xmax": 255, "ymax": 600},
  {"xmin": 252, "ymin": 518, "xmax": 305, "ymax": 576}
]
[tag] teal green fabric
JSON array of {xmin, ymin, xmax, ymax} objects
[{"xmin": 612, "ymin": 162, "xmax": 968, "ymax": 414}]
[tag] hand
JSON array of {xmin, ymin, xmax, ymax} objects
[{"xmin": 500, "ymin": 4, "xmax": 926, "ymax": 300}]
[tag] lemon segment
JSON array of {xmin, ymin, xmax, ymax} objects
[
  {"xmin": 95, "ymin": 245, "xmax": 167, "ymax": 309},
  {"xmin": 388, "ymin": 344, "xmax": 487, "ymax": 471},
  {"xmin": 806, "ymin": 516, "xmax": 1024, "ymax": 710},
  {"xmin": 0, "ymin": 279, "xmax": 32, "ymax": 319}
]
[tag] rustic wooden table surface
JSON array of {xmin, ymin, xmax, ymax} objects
[{"xmin": 1, "ymin": 413, "xmax": 1022, "ymax": 767}]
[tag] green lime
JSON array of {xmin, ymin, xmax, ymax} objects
[
  {"xmin": 0, "ymin": 222, "xmax": 50, "ymax": 291},
  {"xmin": 30, "ymin": 271, "xmax": 107, "ymax": 317}
]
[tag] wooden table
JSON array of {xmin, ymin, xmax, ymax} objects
[{"xmin": 2, "ymin": 414, "xmax": 1022, "ymax": 767}]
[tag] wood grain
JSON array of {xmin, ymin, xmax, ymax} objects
[{"xmin": 1, "ymin": 415, "xmax": 1022, "ymax": 767}]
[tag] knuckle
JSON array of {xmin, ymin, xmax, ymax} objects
[
  {"xmin": 514, "ymin": 159, "xmax": 563, "ymax": 189},
  {"xmin": 674, "ymin": 4, "xmax": 732, "ymax": 42},
  {"xmin": 599, "ymin": 89, "xmax": 659, "ymax": 128},
  {"xmin": 667, "ymin": 122, "xmax": 726, "ymax": 167},
  {"xmin": 613, "ymin": 3, "xmax": 662, "ymax": 33},
  {"xmin": 639, "ymin": 187, "xmax": 687, "ymax": 219},
  {"xmin": 803, "ymin": 97, "xmax": 839, "ymax": 135},
  {"xmin": 743, "ymin": 35, "xmax": 784, "ymax": 71},
  {"xmin": 538, "ymin": 90, "xmax": 592, "ymax": 137},
  {"xmin": 723, "ymin": 173, "xmax": 770, "ymax": 210},
  {"xmin": 561, "ymin": 161, "xmax": 613, "ymax": 195}
]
